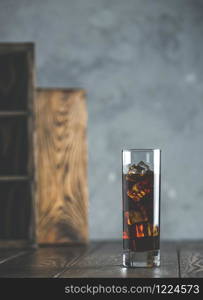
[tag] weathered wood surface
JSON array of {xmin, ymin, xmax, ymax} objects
[
  {"xmin": 0, "ymin": 249, "xmax": 26, "ymax": 264},
  {"xmin": 0, "ymin": 241, "xmax": 202, "ymax": 278},
  {"xmin": 35, "ymin": 88, "xmax": 88, "ymax": 245},
  {"xmin": 0, "ymin": 43, "xmax": 35, "ymax": 247},
  {"xmin": 0, "ymin": 246, "xmax": 87, "ymax": 278},
  {"xmin": 61, "ymin": 241, "xmax": 179, "ymax": 278},
  {"xmin": 179, "ymin": 241, "xmax": 203, "ymax": 278}
]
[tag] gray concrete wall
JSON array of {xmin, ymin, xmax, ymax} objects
[{"xmin": 1, "ymin": 0, "xmax": 203, "ymax": 240}]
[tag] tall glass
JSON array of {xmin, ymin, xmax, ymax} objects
[{"xmin": 122, "ymin": 149, "xmax": 161, "ymax": 267}]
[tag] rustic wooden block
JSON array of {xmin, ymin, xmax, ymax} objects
[
  {"xmin": 35, "ymin": 88, "xmax": 88, "ymax": 245},
  {"xmin": 0, "ymin": 43, "xmax": 35, "ymax": 248}
]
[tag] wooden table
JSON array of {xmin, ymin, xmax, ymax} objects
[{"xmin": 0, "ymin": 241, "xmax": 202, "ymax": 278}]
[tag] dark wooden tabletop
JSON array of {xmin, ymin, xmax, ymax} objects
[{"xmin": 0, "ymin": 241, "xmax": 202, "ymax": 278}]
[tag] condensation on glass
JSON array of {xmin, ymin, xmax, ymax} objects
[{"xmin": 122, "ymin": 149, "xmax": 161, "ymax": 267}]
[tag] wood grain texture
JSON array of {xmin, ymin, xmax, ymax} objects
[
  {"xmin": 179, "ymin": 241, "xmax": 203, "ymax": 278},
  {"xmin": 0, "ymin": 249, "xmax": 27, "ymax": 264},
  {"xmin": 35, "ymin": 89, "xmax": 88, "ymax": 245},
  {"xmin": 61, "ymin": 241, "xmax": 179, "ymax": 278},
  {"xmin": 0, "ymin": 241, "xmax": 194, "ymax": 278},
  {"xmin": 0, "ymin": 246, "xmax": 86, "ymax": 278}
]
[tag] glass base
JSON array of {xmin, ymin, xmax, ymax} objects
[{"xmin": 123, "ymin": 249, "xmax": 160, "ymax": 268}]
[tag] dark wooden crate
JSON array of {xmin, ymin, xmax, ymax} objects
[{"xmin": 0, "ymin": 43, "xmax": 35, "ymax": 248}]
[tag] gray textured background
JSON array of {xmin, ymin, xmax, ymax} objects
[{"xmin": 1, "ymin": 0, "xmax": 203, "ymax": 240}]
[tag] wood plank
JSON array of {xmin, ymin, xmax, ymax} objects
[
  {"xmin": 0, "ymin": 111, "xmax": 28, "ymax": 116},
  {"xmin": 35, "ymin": 89, "xmax": 88, "ymax": 245},
  {"xmin": 0, "ymin": 246, "xmax": 87, "ymax": 278},
  {"xmin": 60, "ymin": 241, "xmax": 179, "ymax": 278},
  {"xmin": 0, "ymin": 249, "xmax": 28, "ymax": 264},
  {"xmin": 0, "ymin": 176, "xmax": 29, "ymax": 181},
  {"xmin": 179, "ymin": 241, "xmax": 203, "ymax": 278},
  {"xmin": 0, "ymin": 240, "xmax": 34, "ymax": 248},
  {"xmin": 26, "ymin": 44, "xmax": 35, "ymax": 246}
]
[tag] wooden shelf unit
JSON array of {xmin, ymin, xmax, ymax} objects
[{"xmin": 0, "ymin": 43, "xmax": 35, "ymax": 247}]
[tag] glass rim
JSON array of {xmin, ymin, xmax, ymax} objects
[{"xmin": 122, "ymin": 148, "xmax": 161, "ymax": 152}]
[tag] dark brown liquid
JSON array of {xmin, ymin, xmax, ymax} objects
[{"xmin": 122, "ymin": 166, "xmax": 160, "ymax": 252}]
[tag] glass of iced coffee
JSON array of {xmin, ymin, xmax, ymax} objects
[{"xmin": 122, "ymin": 149, "xmax": 161, "ymax": 267}]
